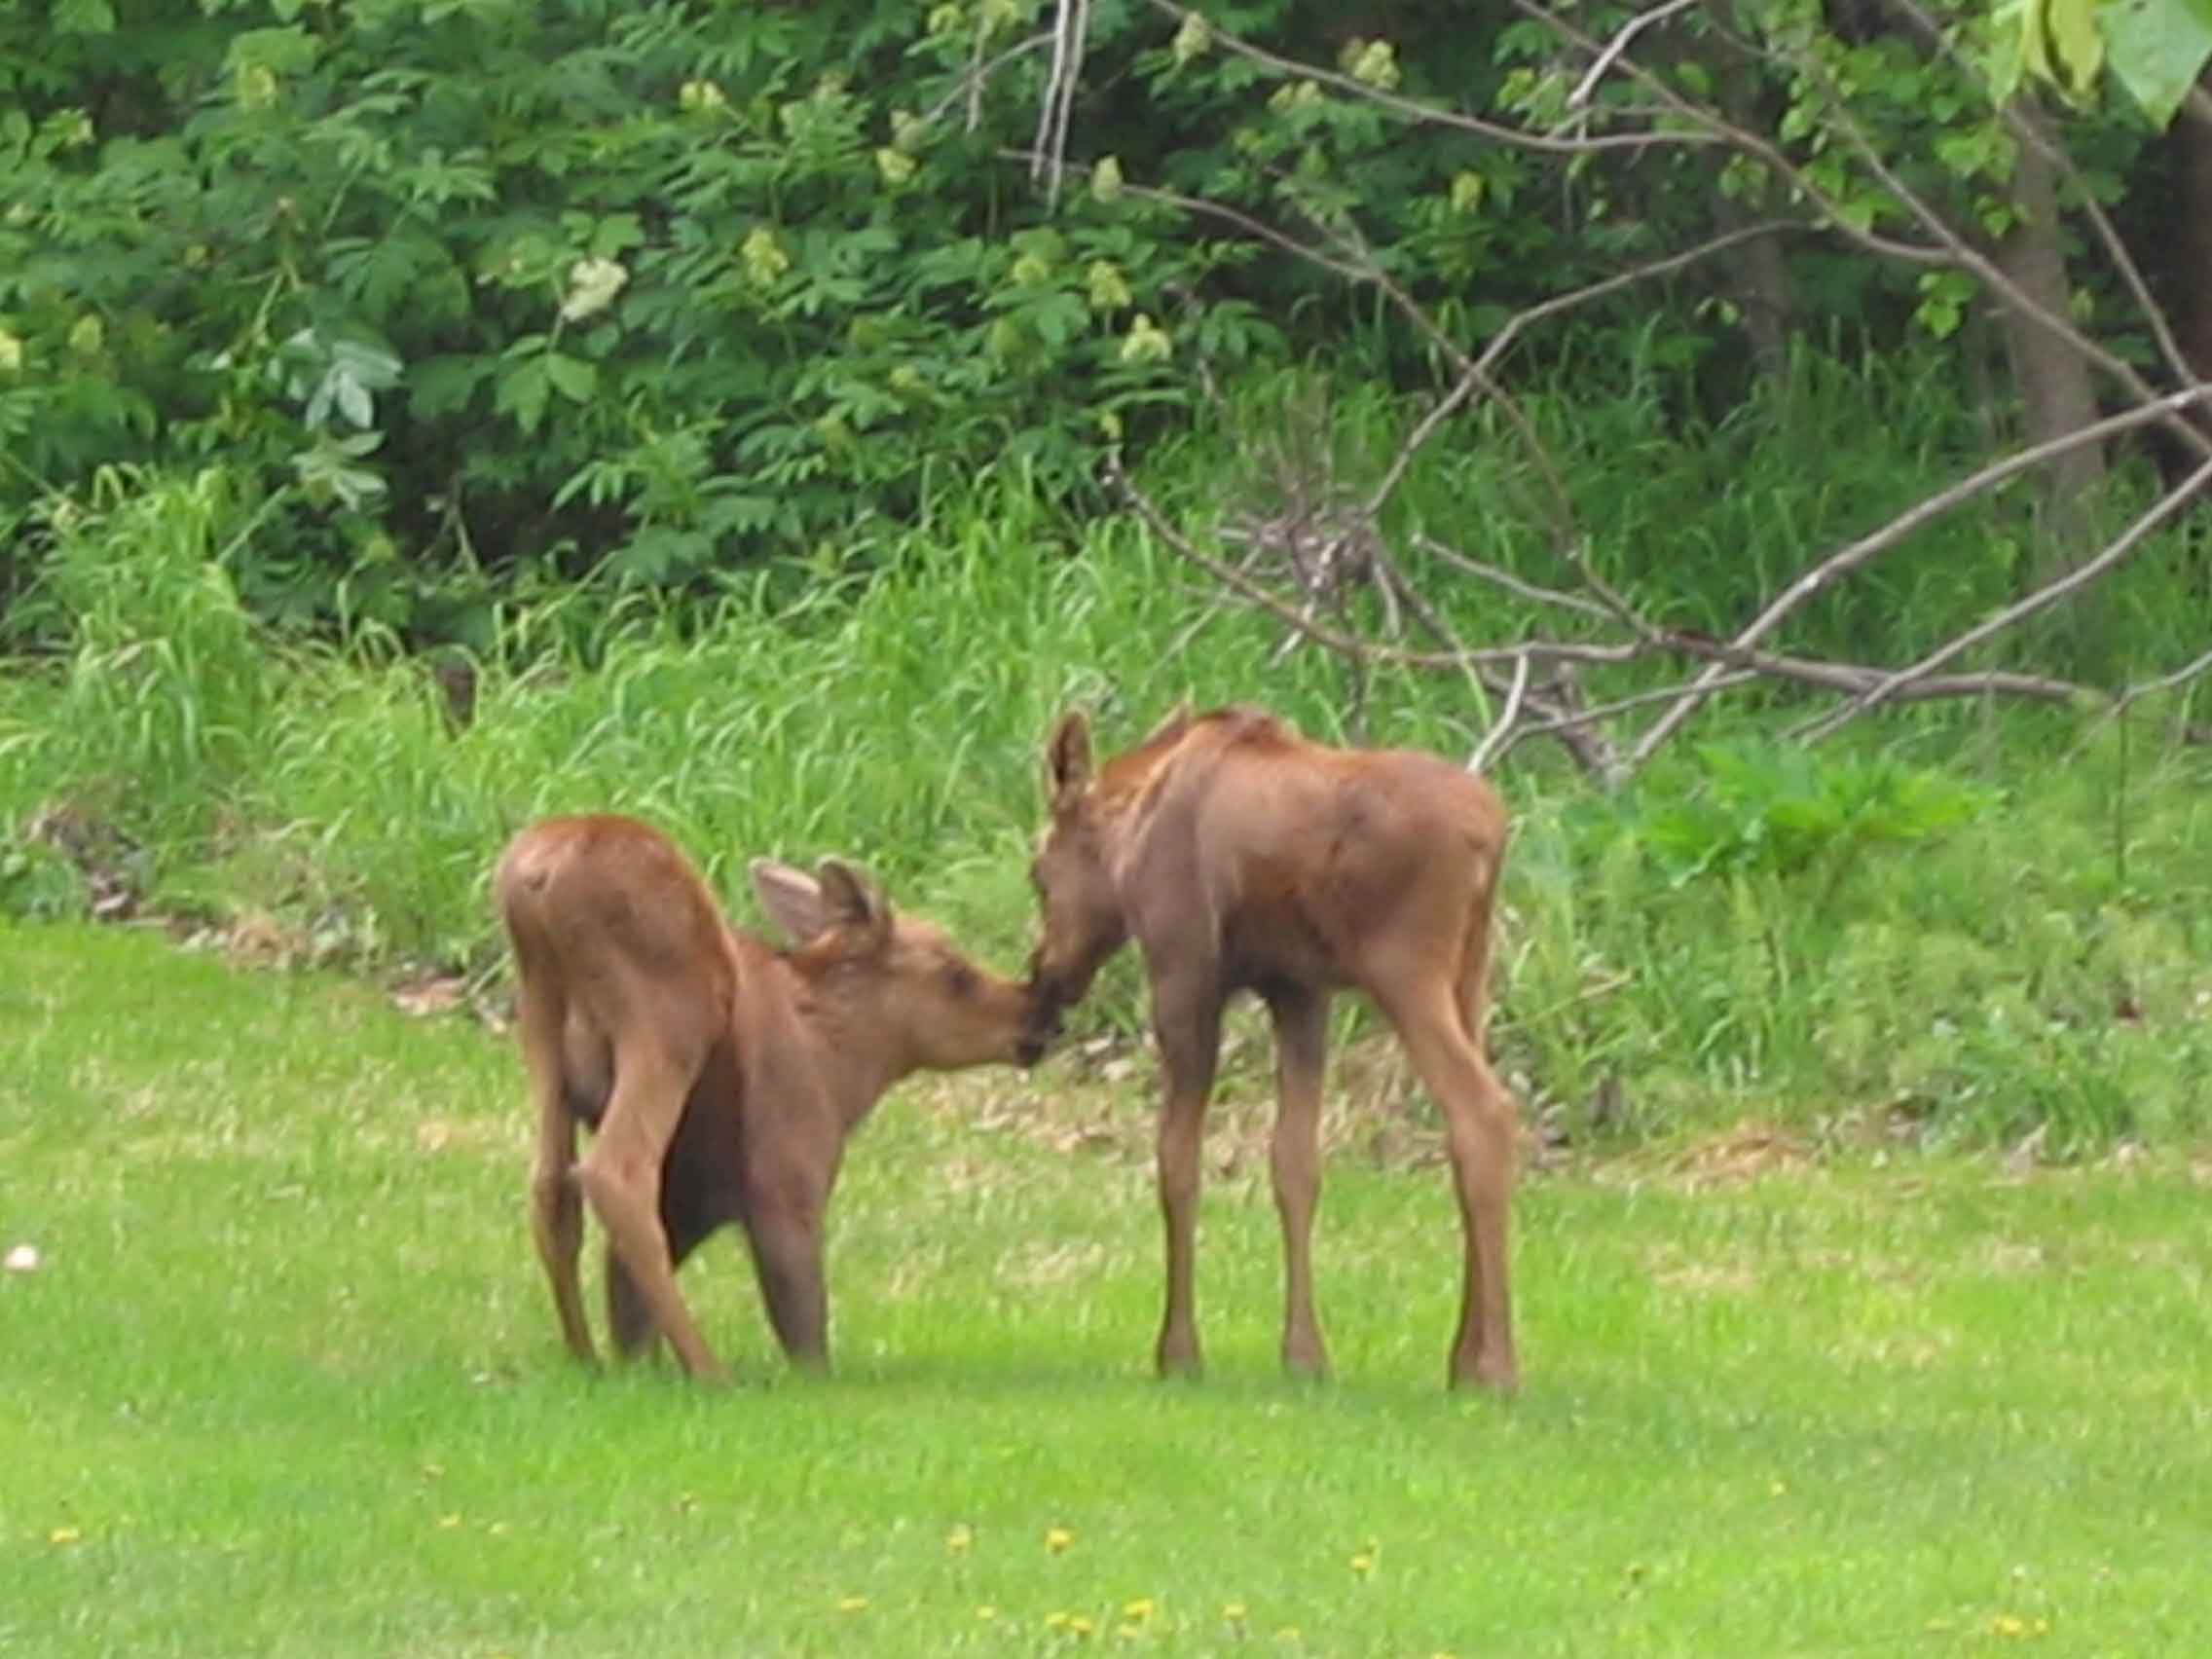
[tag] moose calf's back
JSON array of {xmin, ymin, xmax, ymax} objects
[
  {"xmin": 1179, "ymin": 724, "xmax": 1508, "ymax": 980},
  {"xmin": 498, "ymin": 813, "xmax": 1041, "ymax": 1382},
  {"xmin": 496, "ymin": 815, "xmax": 740, "ymax": 1125}
]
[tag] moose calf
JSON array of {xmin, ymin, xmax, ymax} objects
[
  {"xmin": 497, "ymin": 814, "xmax": 1049, "ymax": 1382},
  {"xmin": 1024, "ymin": 705, "xmax": 1521, "ymax": 1393}
]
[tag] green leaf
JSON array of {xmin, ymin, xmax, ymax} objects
[
  {"xmin": 542, "ymin": 352, "xmax": 597, "ymax": 403},
  {"xmin": 2106, "ymin": 0, "xmax": 2212, "ymax": 126},
  {"xmin": 2046, "ymin": 0, "xmax": 2105, "ymax": 97},
  {"xmin": 496, "ymin": 357, "xmax": 551, "ymax": 436},
  {"xmin": 53, "ymin": 0, "xmax": 116, "ymax": 33}
]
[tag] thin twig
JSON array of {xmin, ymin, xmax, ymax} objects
[
  {"xmin": 1360, "ymin": 219, "xmax": 1796, "ymax": 530},
  {"xmin": 1469, "ymin": 651, "xmax": 1532, "ymax": 775},
  {"xmin": 2116, "ymin": 644, "xmax": 2212, "ymax": 711},
  {"xmin": 924, "ymin": 32, "xmax": 1054, "ymax": 131},
  {"xmin": 1148, "ymin": 0, "xmax": 1712, "ymax": 157},
  {"xmin": 1803, "ymin": 455, "xmax": 2212, "ymax": 741},
  {"xmin": 1106, "ymin": 455, "xmax": 1639, "ymax": 672},
  {"xmin": 1510, "ymin": 0, "xmax": 1953, "ymax": 270},
  {"xmin": 1415, "ymin": 535, "xmax": 1615, "ymax": 624},
  {"xmin": 2067, "ymin": 643, "xmax": 2212, "ymax": 757},
  {"xmin": 1569, "ymin": 0, "xmax": 1703, "ymax": 110},
  {"xmin": 1030, "ymin": 0, "xmax": 1090, "ymax": 206}
]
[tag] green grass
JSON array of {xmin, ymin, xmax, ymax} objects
[{"xmin": 4, "ymin": 921, "xmax": 2210, "ymax": 1656}]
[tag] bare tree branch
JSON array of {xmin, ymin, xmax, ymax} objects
[
  {"xmin": 924, "ymin": 32, "xmax": 1053, "ymax": 131},
  {"xmin": 1470, "ymin": 652, "xmax": 1532, "ymax": 774},
  {"xmin": 1415, "ymin": 535, "xmax": 1615, "ymax": 625},
  {"xmin": 2117, "ymin": 644, "xmax": 2212, "ymax": 711},
  {"xmin": 1108, "ymin": 453, "xmax": 1641, "ymax": 673},
  {"xmin": 1569, "ymin": 0, "xmax": 1703, "ymax": 111},
  {"xmin": 1148, "ymin": 0, "xmax": 1713, "ymax": 157},
  {"xmin": 1802, "ymin": 455, "xmax": 2212, "ymax": 741},
  {"xmin": 1031, "ymin": 0, "xmax": 1092, "ymax": 206},
  {"xmin": 1630, "ymin": 386, "xmax": 2212, "ymax": 768},
  {"xmin": 1508, "ymin": 0, "xmax": 1954, "ymax": 269},
  {"xmin": 1362, "ymin": 218, "xmax": 1796, "ymax": 529}
]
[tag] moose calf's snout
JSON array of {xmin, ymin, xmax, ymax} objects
[{"xmin": 1016, "ymin": 982, "xmax": 1065, "ymax": 1068}]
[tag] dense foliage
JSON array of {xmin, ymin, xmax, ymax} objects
[{"xmin": 7, "ymin": 0, "xmax": 2204, "ymax": 648}]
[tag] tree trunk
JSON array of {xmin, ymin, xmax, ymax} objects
[
  {"xmin": 2163, "ymin": 69, "xmax": 2212, "ymax": 582},
  {"xmin": 1991, "ymin": 96, "xmax": 2106, "ymax": 646},
  {"xmin": 2172, "ymin": 71, "xmax": 2212, "ymax": 384},
  {"xmin": 1699, "ymin": 1, "xmax": 1792, "ymax": 386}
]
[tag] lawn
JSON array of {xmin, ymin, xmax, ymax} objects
[{"xmin": 2, "ymin": 920, "xmax": 2207, "ymax": 1656}]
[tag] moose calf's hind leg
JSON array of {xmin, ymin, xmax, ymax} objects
[
  {"xmin": 531, "ymin": 1162, "xmax": 594, "ymax": 1365},
  {"xmin": 520, "ymin": 990, "xmax": 595, "ymax": 1365},
  {"xmin": 607, "ymin": 1201, "xmax": 717, "ymax": 1363},
  {"xmin": 1384, "ymin": 986, "xmax": 1520, "ymax": 1395},
  {"xmin": 606, "ymin": 1245, "xmax": 655, "ymax": 1361},
  {"xmin": 1267, "ymin": 987, "xmax": 1332, "ymax": 1381},
  {"xmin": 575, "ymin": 1058, "xmax": 729, "ymax": 1384}
]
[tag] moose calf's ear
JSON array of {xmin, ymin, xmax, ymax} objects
[
  {"xmin": 816, "ymin": 857, "xmax": 892, "ymax": 951},
  {"xmin": 1046, "ymin": 709, "xmax": 1093, "ymax": 809},
  {"xmin": 751, "ymin": 859, "xmax": 829, "ymax": 943}
]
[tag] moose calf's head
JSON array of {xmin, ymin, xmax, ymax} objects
[
  {"xmin": 1025, "ymin": 709, "xmax": 1134, "ymax": 1023},
  {"xmin": 750, "ymin": 857, "xmax": 1049, "ymax": 1072}
]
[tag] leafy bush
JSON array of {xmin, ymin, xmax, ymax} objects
[
  {"xmin": 1636, "ymin": 741, "xmax": 1992, "ymax": 884},
  {"xmin": 4, "ymin": 0, "xmax": 1518, "ymax": 638}
]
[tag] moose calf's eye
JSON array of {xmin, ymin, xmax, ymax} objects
[{"xmin": 942, "ymin": 961, "xmax": 979, "ymax": 998}]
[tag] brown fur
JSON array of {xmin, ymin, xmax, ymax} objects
[
  {"xmin": 1026, "ymin": 705, "xmax": 1521, "ymax": 1393},
  {"xmin": 496, "ymin": 814, "xmax": 1045, "ymax": 1382}
]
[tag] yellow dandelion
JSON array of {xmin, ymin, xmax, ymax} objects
[
  {"xmin": 1046, "ymin": 1525, "xmax": 1076, "ymax": 1553},
  {"xmin": 1349, "ymin": 1550, "xmax": 1376, "ymax": 1576},
  {"xmin": 1046, "ymin": 1611, "xmax": 1072, "ymax": 1630},
  {"xmin": 1068, "ymin": 1616, "xmax": 1096, "ymax": 1638},
  {"xmin": 946, "ymin": 1523, "xmax": 975, "ymax": 1554},
  {"xmin": 1769, "ymin": 1479, "xmax": 1788, "ymax": 1497},
  {"xmin": 1122, "ymin": 1597, "xmax": 1157, "ymax": 1622},
  {"xmin": 435, "ymin": 1514, "xmax": 463, "ymax": 1530},
  {"xmin": 1222, "ymin": 1602, "xmax": 1248, "ymax": 1621},
  {"xmin": 977, "ymin": 1605, "xmax": 998, "ymax": 1621},
  {"xmin": 837, "ymin": 1595, "xmax": 868, "ymax": 1613},
  {"xmin": 49, "ymin": 1527, "xmax": 82, "ymax": 1545}
]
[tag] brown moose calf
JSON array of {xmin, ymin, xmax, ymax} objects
[
  {"xmin": 496, "ymin": 814, "xmax": 1048, "ymax": 1383},
  {"xmin": 1024, "ymin": 705, "xmax": 1521, "ymax": 1393}
]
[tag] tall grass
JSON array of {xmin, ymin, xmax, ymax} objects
[{"xmin": 4, "ymin": 371, "xmax": 2210, "ymax": 1155}]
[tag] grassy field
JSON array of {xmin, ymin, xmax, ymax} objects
[{"xmin": 3, "ymin": 920, "xmax": 2208, "ymax": 1656}]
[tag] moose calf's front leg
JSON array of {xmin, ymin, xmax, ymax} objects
[
  {"xmin": 741, "ymin": 1149, "xmax": 832, "ymax": 1372},
  {"xmin": 1151, "ymin": 979, "xmax": 1223, "ymax": 1381}
]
